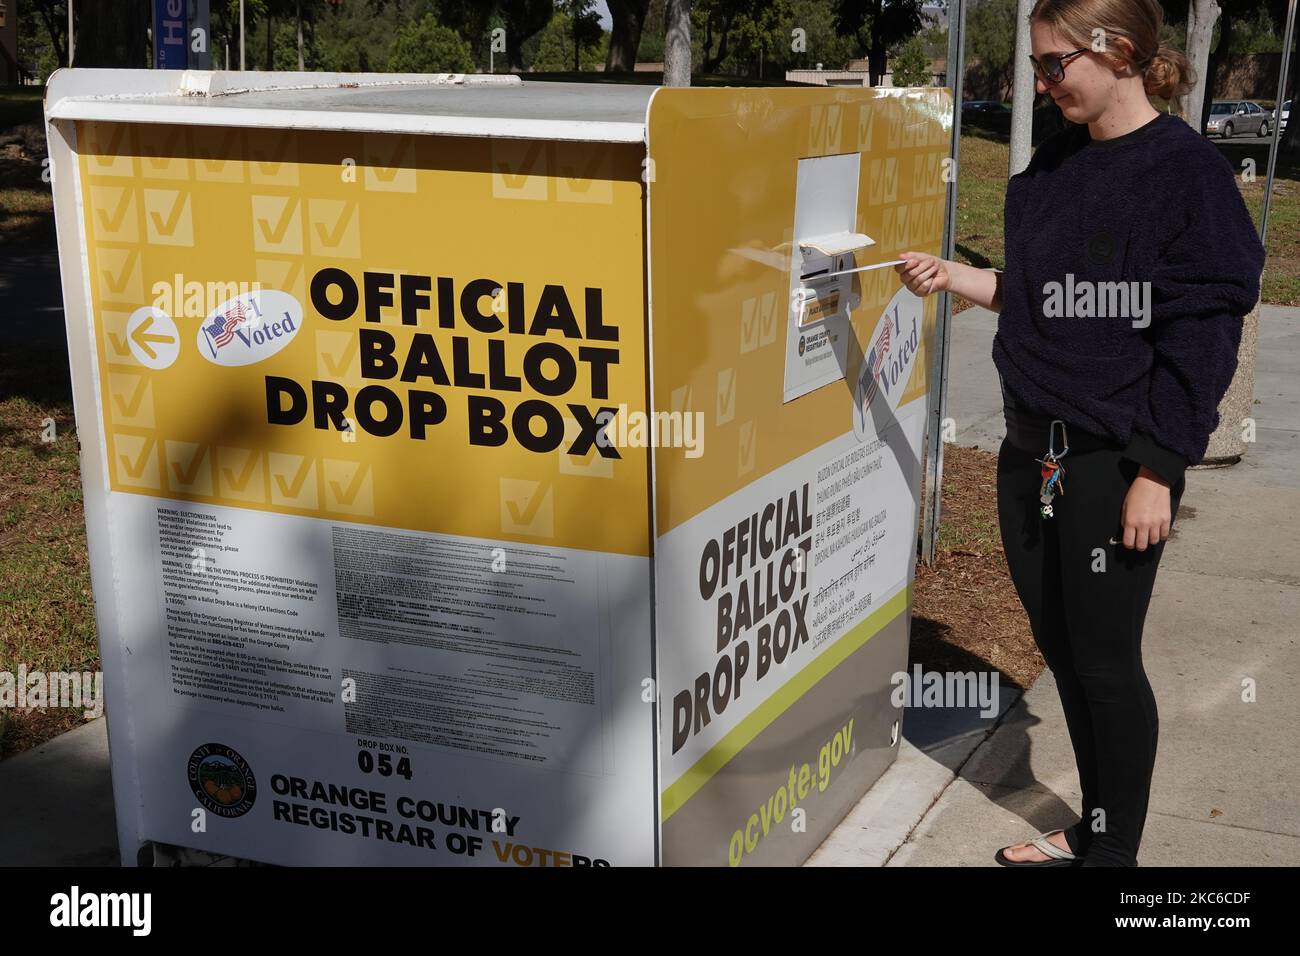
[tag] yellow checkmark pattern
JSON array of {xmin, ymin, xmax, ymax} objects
[
  {"xmin": 112, "ymin": 432, "xmax": 160, "ymax": 489},
  {"xmin": 217, "ymin": 446, "xmax": 266, "ymax": 503},
  {"xmin": 251, "ymin": 194, "xmax": 303, "ymax": 255},
  {"xmin": 76, "ymin": 120, "xmax": 651, "ymax": 557},
  {"xmin": 193, "ymin": 127, "xmax": 247, "ymax": 183},
  {"xmin": 95, "ymin": 246, "xmax": 144, "ymax": 303},
  {"xmin": 363, "ymin": 134, "xmax": 417, "ymax": 193},
  {"xmin": 143, "ymin": 188, "xmax": 195, "ymax": 246},
  {"xmin": 107, "ymin": 371, "xmax": 155, "ymax": 428},
  {"xmin": 269, "ymin": 453, "xmax": 318, "ymax": 509},
  {"xmin": 499, "ymin": 477, "xmax": 553, "ymax": 537},
  {"xmin": 308, "ymin": 199, "xmax": 360, "ymax": 258},
  {"xmin": 322, "ymin": 458, "xmax": 373, "ymax": 516},
  {"xmin": 90, "ymin": 185, "xmax": 139, "ymax": 243},
  {"xmin": 165, "ymin": 441, "xmax": 214, "ymax": 496}
]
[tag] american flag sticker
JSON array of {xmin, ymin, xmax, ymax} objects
[
  {"xmin": 860, "ymin": 319, "xmax": 892, "ymax": 411},
  {"xmin": 202, "ymin": 299, "xmax": 249, "ymax": 357}
]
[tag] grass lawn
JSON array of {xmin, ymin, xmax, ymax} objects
[
  {"xmin": 0, "ymin": 349, "xmax": 95, "ymax": 756},
  {"xmin": 0, "ymin": 89, "xmax": 54, "ymax": 250},
  {"xmin": 0, "ymin": 87, "xmax": 95, "ymax": 756}
]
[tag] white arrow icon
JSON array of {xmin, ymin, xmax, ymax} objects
[{"xmin": 125, "ymin": 306, "xmax": 180, "ymax": 370}]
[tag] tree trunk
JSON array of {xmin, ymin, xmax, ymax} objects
[
  {"xmin": 664, "ymin": 0, "xmax": 692, "ymax": 86},
  {"xmin": 702, "ymin": 12, "xmax": 728, "ymax": 73},
  {"xmin": 72, "ymin": 0, "xmax": 150, "ymax": 67},
  {"xmin": 35, "ymin": 1, "xmax": 69, "ymax": 65},
  {"xmin": 297, "ymin": 0, "xmax": 304, "ymax": 71},
  {"xmin": 606, "ymin": 0, "xmax": 650, "ymax": 72},
  {"xmin": 504, "ymin": 0, "xmax": 554, "ymax": 73},
  {"xmin": 266, "ymin": 11, "xmax": 273, "ymax": 70},
  {"xmin": 1180, "ymin": 0, "xmax": 1220, "ymax": 124},
  {"xmin": 1199, "ymin": 7, "xmax": 1235, "ymax": 135},
  {"xmin": 868, "ymin": 48, "xmax": 886, "ymax": 87}
]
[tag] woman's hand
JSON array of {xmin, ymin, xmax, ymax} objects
[
  {"xmin": 1120, "ymin": 465, "xmax": 1173, "ymax": 551},
  {"xmin": 895, "ymin": 252, "xmax": 951, "ymax": 297}
]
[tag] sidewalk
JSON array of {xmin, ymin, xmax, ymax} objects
[{"xmin": 2, "ymin": 306, "xmax": 1296, "ymax": 867}]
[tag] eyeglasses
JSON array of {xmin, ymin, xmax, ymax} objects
[{"xmin": 1029, "ymin": 48, "xmax": 1090, "ymax": 85}]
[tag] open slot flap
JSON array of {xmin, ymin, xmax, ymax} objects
[{"xmin": 797, "ymin": 231, "xmax": 875, "ymax": 258}]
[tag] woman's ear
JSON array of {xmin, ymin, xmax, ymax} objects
[{"xmin": 1107, "ymin": 36, "xmax": 1142, "ymax": 76}]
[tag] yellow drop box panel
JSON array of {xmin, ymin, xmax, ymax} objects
[{"xmin": 46, "ymin": 71, "xmax": 949, "ymax": 867}]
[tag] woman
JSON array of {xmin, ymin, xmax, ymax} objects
[{"xmin": 896, "ymin": 0, "xmax": 1265, "ymax": 866}]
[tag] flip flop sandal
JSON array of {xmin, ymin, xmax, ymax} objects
[{"xmin": 994, "ymin": 829, "xmax": 1078, "ymax": 867}]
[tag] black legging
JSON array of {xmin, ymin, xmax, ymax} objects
[{"xmin": 996, "ymin": 433, "xmax": 1186, "ymax": 866}]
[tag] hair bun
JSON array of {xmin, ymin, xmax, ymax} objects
[{"xmin": 1142, "ymin": 43, "xmax": 1193, "ymax": 103}]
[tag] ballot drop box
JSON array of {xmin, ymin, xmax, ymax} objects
[{"xmin": 44, "ymin": 70, "xmax": 951, "ymax": 866}]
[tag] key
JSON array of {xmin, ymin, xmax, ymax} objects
[{"xmin": 1037, "ymin": 457, "xmax": 1060, "ymax": 504}]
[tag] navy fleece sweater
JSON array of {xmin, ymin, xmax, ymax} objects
[{"xmin": 993, "ymin": 110, "xmax": 1266, "ymax": 484}]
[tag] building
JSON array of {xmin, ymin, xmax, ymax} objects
[{"xmin": 787, "ymin": 59, "xmax": 947, "ymax": 89}]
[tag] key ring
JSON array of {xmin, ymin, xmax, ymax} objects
[{"xmin": 1047, "ymin": 420, "xmax": 1069, "ymax": 461}]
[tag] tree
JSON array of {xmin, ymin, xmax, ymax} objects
[
  {"xmin": 497, "ymin": 0, "xmax": 557, "ymax": 70},
  {"xmin": 890, "ymin": 33, "xmax": 930, "ymax": 86},
  {"xmin": 832, "ymin": 0, "xmax": 927, "ymax": 87},
  {"xmin": 694, "ymin": 0, "xmax": 795, "ymax": 77},
  {"xmin": 606, "ymin": 0, "xmax": 651, "ymax": 71},
  {"xmin": 19, "ymin": 0, "xmax": 152, "ymax": 69},
  {"xmin": 22, "ymin": 0, "xmax": 68, "ymax": 71},
  {"xmin": 555, "ymin": 0, "xmax": 603, "ymax": 72},
  {"xmin": 965, "ymin": 0, "xmax": 1016, "ymax": 100},
  {"xmin": 388, "ymin": 14, "xmax": 476, "ymax": 72},
  {"xmin": 530, "ymin": 9, "xmax": 607, "ymax": 71},
  {"xmin": 71, "ymin": 0, "xmax": 151, "ymax": 67}
]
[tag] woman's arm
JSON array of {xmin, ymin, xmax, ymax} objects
[
  {"xmin": 948, "ymin": 261, "xmax": 1004, "ymax": 313},
  {"xmin": 1127, "ymin": 147, "xmax": 1265, "ymax": 475},
  {"xmin": 895, "ymin": 254, "xmax": 1004, "ymax": 312}
]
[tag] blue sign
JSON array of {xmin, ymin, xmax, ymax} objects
[{"xmin": 154, "ymin": 0, "xmax": 188, "ymax": 70}]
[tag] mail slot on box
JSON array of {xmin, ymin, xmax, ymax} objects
[{"xmin": 795, "ymin": 230, "xmax": 875, "ymax": 327}]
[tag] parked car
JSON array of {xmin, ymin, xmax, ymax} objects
[
  {"xmin": 957, "ymin": 99, "xmax": 1070, "ymax": 143},
  {"xmin": 1205, "ymin": 99, "xmax": 1273, "ymax": 138},
  {"xmin": 1283, "ymin": 99, "xmax": 1291, "ymax": 133},
  {"xmin": 961, "ymin": 100, "xmax": 1011, "ymax": 133},
  {"xmin": 961, "ymin": 100, "xmax": 1011, "ymax": 115}
]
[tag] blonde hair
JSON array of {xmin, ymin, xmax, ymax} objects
[{"xmin": 1030, "ymin": 0, "xmax": 1194, "ymax": 105}]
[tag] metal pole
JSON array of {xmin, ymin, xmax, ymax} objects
[
  {"xmin": 1009, "ymin": 0, "xmax": 1035, "ymax": 175},
  {"xmin": 921, "ymin": 0, "xmax": 968, "ymax": 566},
  {"xmin": 1261, "ymin": 0, "xmax": 1298, "ymax": 246},
  {"xmin": 68, "ymin": 0, "xmax": 74, "ymax": 65},
  {"xmin": 239, "ymin": 0, "xmax": 245, "ymax": 71},
  {"xmin": 297, "ymin": 0, "xmax": 304, "ymax": 71}
]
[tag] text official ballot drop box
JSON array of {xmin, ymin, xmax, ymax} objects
[{"xmin": 44, "ymin": 70, "xmax": 951, "ymax": 867}]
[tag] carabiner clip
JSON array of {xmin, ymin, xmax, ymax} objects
[{"xmin": 1048, "ymin": 420, "xmax": 1069, "ymax": 461}]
